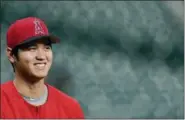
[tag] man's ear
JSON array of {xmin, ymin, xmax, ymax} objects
[{"xmin": 6, "ymin": 47, "xmax": 16, "ymax": 63}]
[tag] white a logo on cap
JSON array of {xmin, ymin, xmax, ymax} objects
[{"xmin": 34, "ymin": 19, "xmax": 44, "ymax": 35}]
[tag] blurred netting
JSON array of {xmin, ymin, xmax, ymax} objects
[{"xmin": 1, "ymin": 1, "xmax": 184, "ymax": 119}]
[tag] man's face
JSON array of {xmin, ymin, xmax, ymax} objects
[{"xmin": 8, "ymin": 39, "xmax": 53, "ymax": 82}]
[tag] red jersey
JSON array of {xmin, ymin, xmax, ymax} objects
[{"xmin": 0, "ymin": 81, "xmax": 84, "ymax": 119}]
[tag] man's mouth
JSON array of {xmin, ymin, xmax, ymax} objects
[{"xmin": 34, "ymin": 63, "xmax": 46, "ymax": 69}]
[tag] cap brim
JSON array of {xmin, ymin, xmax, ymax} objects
[{"xmin": 18, "ymin": 35, "xmax": 60, "ymax": 46}]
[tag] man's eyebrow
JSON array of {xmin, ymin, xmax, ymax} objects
[{"xmin": 24, "ymin": 43, "xmax": 36, "ymax": 47}]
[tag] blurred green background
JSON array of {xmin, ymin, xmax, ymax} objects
[{"xmin": 1, "ymin": 1, "xmax": 184, "ymax": 119}]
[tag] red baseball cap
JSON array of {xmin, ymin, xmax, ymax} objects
[{"xmin": 6, "ymin": 17, "xmax": 60, "ymax": 49}]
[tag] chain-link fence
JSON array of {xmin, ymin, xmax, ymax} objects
[{"xmin": 1, "ymin": 1, "xmax": 184, "ymax": 119}]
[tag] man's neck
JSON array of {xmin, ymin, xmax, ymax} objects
[{"xmin": 13, "ymin": 75, "xmax": 46, "ymax": 99}]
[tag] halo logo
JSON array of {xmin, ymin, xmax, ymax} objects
[{"xmin": 34, "ymin": 19, "xmax": 45, "ymax": 35}]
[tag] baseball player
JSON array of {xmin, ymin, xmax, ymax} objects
[{"xmin": 0, "ymin": 17, "xmax": 84, "ymax": 119}]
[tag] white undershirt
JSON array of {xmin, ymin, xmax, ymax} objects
[{"xmin": 22, "ymin": 85, "xmax": 48, "ymax": 106}]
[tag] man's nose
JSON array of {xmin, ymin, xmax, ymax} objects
[{"xmin": 35, "ymin": 49, "xmax": 46, "ymax": 60}]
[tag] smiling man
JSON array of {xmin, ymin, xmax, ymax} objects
[{"xmin": 0, "ymin": 17, "xmax": 84, "ymax": 119}]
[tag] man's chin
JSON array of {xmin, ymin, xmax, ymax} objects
[
  {"xmin": 27, "ymin": 73, "xmax": 48, "ymax": 82},
  {"xmin": 26, "ymin": 76, "xmax": 46, "ymax": 84},
  {"xmin": 33, "ymin": 74, "xmax": 47, "ymax": 79},
  {"xmin": 32, "ymin": 70, "xmax": 48, "ymax": 77}
]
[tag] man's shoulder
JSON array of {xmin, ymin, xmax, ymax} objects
[
  {"xmin": 1, "ymin": 81, "xmax": 13, "ymax": 91},
  {"xmin": 0, "ymin": 81, "xmax": 14, "ymax": 103},
  {"xmin": 1, "ymin": 80, "xmax": 13, "ymax": 86},
  {"xmin": 47, "ymin": 84, "xmax": 79, "ymax": 104},
  {"xmin": 47, "ymin": 84, "xmax": 84, "ymax": 118}
]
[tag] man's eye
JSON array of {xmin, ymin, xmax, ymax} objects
[
  {"xmin": 45, "ymin": 46, "xmax": 51, "ymax": 50},
  {"xmin": 28, "ymin": 47, "xmax": 37, "ymax": 51}
]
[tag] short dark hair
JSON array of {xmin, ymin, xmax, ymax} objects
[{"xmin": 11, "ymin": 46, "xmax": 20, "ymax": 72}]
